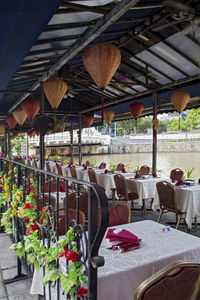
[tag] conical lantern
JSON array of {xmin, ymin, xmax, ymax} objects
[
  {"xmin": 61, "ymin": 123, "xmax": 66, "ymax": 133},
  {"xmin": 36, "ymin": 131, "xmax": 40, "ymax": 136},
  {"xmin": 13, "ymin": 108, "xmax": 27, "ymax": 125},
  {"xmin": 0, "ymin": 123, "xmax": 4, "ymax": 136},
  {"xmin": 22, "ymin": 98, "xmax": 40, "ymax": 121},
  {"xmin": 83, "ymin": 115, "xmax": 94, "ymax": 127},
  {"xmin": 104, "ymin": 110, "xmax": 115, "ymax": 125},
  {"xmin": 129, "ymin": 102, "xmax": 144, "ymax": 120},
  {"xmin": 6, "ymin": 115, "xmax": 17, "ymax": 129},
  {"xmin": 43, "ymin": 77, "xmax": 67, "ymax": 109},
  {"xmin": 28, "ymin": 130, "xmax": 33, "ymax": 138},
  {"xmin": 170, "ymin": 90, "xmax": 190, "ymax": 113},
  {"xmin": 83, "ymin": 43, "xmax": 121, "ymax": 89}
]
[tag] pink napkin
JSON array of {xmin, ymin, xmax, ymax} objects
[
  {"xmin": 122, "ymin": 168, "xmax": 127, "ymax": 173},
  {"xmin": 134, "ymin": 173, "xmax": 139, "ymax": 179},
  {"xmin": 175, "ymin": 179, "xmax": 183, "ymax": 186},
  {"xmin": 68, "ymin": 162, "xmax": 74, "ymax": 167},
  {"xmin": 82, "ymin": 164, "xmax": 87, "ymax": 170},
  {"xmin": 99, "ymin": 165, "xmax": 103, "ymax": 169},
  {"xmin": 104, "ymin": 169, "xmax": 109, "ymax": 174}
]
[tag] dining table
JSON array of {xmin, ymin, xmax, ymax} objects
[
  {"xmin": 153, "ymin": 181, "xmax": 200, "ymax": 229},
  {"xmin": 30, "ymin": 220, "xmax": 200, "ymax": 300}
]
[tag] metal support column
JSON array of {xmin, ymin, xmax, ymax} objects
[
  {"xmin": 78, "ymin": 114, "xmax": 82, "ymax": 165},
  {"xmin": 70, "ymin": 123, "xmax": 74, "ymax": 162},
  {"xmin": 26, "ymin": 133, "xmax": 29, "ymax": 158},
  {"xmin": 4, "ymin": 123, "xmax": 7, "ymax": 156},
  {"xmin": 152, "ymin": 91, "xmax": 157, "ymax": 174},
  {"xmin": 7, "ymin": 125, "xmax": 11, "ymax": 156},
  {"xmin": 40, "ymin": 88, "xmax": 45, "ymax": 170}
]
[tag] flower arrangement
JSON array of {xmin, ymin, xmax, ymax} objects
[{"xmin": 0, "ymin": 171, "xmax": 88, "ymax": 298}]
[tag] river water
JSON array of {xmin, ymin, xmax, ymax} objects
[{"xmin": 80, "ymin": 152, "xmax": 200, "ymax": 180}]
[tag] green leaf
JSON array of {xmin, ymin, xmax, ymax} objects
[
  {"xmin": 60, "ymin": 275, "xmax": 74, "ymax": 295},
  {"xmin": 10, "ymin": 243, "xmax": 18, "ymax": 250},
  {"xmin": 16, "ymin": 247, "xmax": 25, "ymax": 259},
  {"xmin": 34, "ymin": 259, "xmax": 40, "ymax": 272},
  {"xmin": 28, "ymin": 253, "xmax": 36, "ymax": 264}
]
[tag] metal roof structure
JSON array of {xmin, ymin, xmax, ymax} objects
[{"xmin": 0, "ymin": 0, "xmax": 199, "ymax": 132}]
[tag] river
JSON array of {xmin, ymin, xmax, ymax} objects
[{"xmin": 79, "ymin": 152, "xmax": 200, "ymax": 180}]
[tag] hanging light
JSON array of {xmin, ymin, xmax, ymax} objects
[
  {"xmin": 22, "ymin": 98, "xmax": 40, "ymax": 121},
  {"xmin": 129, "ymin": 102, "xmax": 144, "ymax": 120},
  {"xmin": 83, "ymin": 115, "xmax": 94, "ymax": 127},
  {"xmin": 13, "ymin": 108, "xmax": 27, "ymax": 125},
  {"xmin": 170, "ymin": 90, "xmax": 190, "ymax": 130},
  {"xmin": 0, "ymin": 123, "xmax": 4, "ymax": 136},
  {"xmin": 104, "ymin": 110, "xmax": 115, "ymax": 125},
  {"xmin": 28, "ymin": 130, "xmax": 33, "ymax": 138},
  {"xmin": 6, "ymin": 115, "xmax": 17, "ymax": 129},
  {"xmin": 83, "ymin": 43, "xmax": 121, "ymax": 123},
  {"xmin": 43, "ymin": 77, "xmax": 67, "ymax": 109}
]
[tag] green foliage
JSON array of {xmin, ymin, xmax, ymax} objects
[
  {"xmin": 89, "ymin": 161, "xmax": 96, "ymax": 168},
  {"xmin": 11, "ymin": 136, "xmax": 26, "ymax": 155},
  {"xmin": 184, "ymin": 167, "xmax": 195, "ymax": 179},
  {"xmin": 109, "ymin": 163, "xmax": 117, "ymax": 172},
  {"xmin": 169, "ymin": 108, "xmax": 200, "ymax": 131}
]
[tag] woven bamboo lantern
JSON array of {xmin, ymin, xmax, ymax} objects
[
  {"xmin": 0, "ymin": 123, "xmax": 4, "ymax": 136},
  {"xmin": 83, "ymin": 43, "xmax": 121, "ymax": 89},
  {"xmin": 170, "ymin": 90, "xmax": 190, "ymax": 113},
  {"xmin": 6, "ymin": 115, "xmax": 17, "ymax": 129},
  {"xmin": 22, "ymin": 98, "xmax": 40, "ymax": 121},
  {"xmin": 129, "ymin": 102, "xmax": 144, "ymax": 120},
  {"xmin": 83, "ymin": 115, "xmax": 94, "ymax": 127},
  {"xmin": 13, "ymin": 108, "xmax": 27, "ymax": 125},
  {"xmin": 43, "ymin": 77, "xmax": 67, "ymax": 109},
  {"xmin": 104, "ymin": 110, "xmax": 115, "ymax": 125}
]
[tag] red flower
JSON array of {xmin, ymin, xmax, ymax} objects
[
  {"xmin": 65, "ymin": 250, "xmax": 79, "ymax": 262},
  {"xmin": 77, "ymin": 287, "xmax": 88, "ymax": 298},
  {"xmin": 42, "ymin": 207, "xmax": 47, "ymax": 212},
  {"xmin": 24, "ymin": 203, "xmax": 31, "ymax": 209},
  {"xmin": 26, "ymin": 228, "xmax": 32, "ymax": 235},
  {"xmin": 24, "ymin": 216, "xmax": 29, "ymax": 223},
  {"xmin": 30, "ymin": 223, "xmax": 37, "ymax": 231},
  {"xmin": 58, "ymin": 252, "xmax": 64, "ymax": 258}
]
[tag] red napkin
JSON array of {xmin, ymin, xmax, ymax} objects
[
  {"xmin": 68, "ymin": 162, "xmax": 74, "ymax": 167},
  {"xmin": 122, "ymin": 168, "xmax": 127, "ymax": 173},
  {"xmin": 152, "ymin": 172, "xmax": 157, "ymax": 178},
  {"xmin": 134, "ymin": 173, "xmax": 139, "ymax": 179},
  {"xmin": 54, "ymin": 159, "xmax": 57, "ymax": 163},
  {"xmin": 59, "ymin": 185, "xmax": 65, "ymax": 192},
  {"xmin": 104, "ymin": 169, "xmax": 109, "ymax": 174},
  {"xmin": 99, "ymin": 165, "xmax": 103, "ymax": 169},
  {"xmin": 82, "ymin": 164, "xmax": 87, "ymax": 170},
  {"xmin": 175, "ymin": 179, "xmax": 183, "ymax": 186}
]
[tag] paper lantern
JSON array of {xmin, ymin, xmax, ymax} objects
[
  {"xmin": 28, "ymin": 130, "xmax": 33, "ymax": 138},
  {"xmin": 43, "ymin": 77, "xmax": 67, "ymax": 109},
  {"xmin": 22, "ymin": 98, "xmax": 40, "ymax": 121},
  {"xmin": 13, "ymin": 108, "xmax": 27, "ymax": 125},
  {"xmin": 0, "ymin": 123, "xmax": 4, "ymax": 136},
  {"xmin": 6, "ymin": 115, "xmax": 17, "ymax": 129},
  {"xmin": 83, "ymin": 115, "xmax": 94, "ymax": 127},
  {"xmin": 104, "ymin": 110, "xmax": 115, "ymax": 125},
  {"xmin": 83, "ymin": 43, "xmax": 121, "ymax": 89},
  {"xmin": 61, "ymin": 123, "xmax": 66, "ymax": 133},
  {"xmin": 170, "ymin": 90, "xmax": 190, "ymax": 113},
  {"xmin": 129, "ymin": 102, "xmax": 144, "ymax": 120}
]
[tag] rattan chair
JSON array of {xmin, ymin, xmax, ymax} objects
[
  {"xmin": 59, "ymin": 208, "xmax": 86, "ymax": 235},
  {"xmin": 45, "ymin": 162, "xmax": 51, "ymax": 172},
  {"xmin": 63, "ymin": 192, "xmax": 89, "ymax": 219},
  {"xmin": 70, "ymin": 166, "xmax": 77, "ymax": 179},
  {"xmin": 85, "ymin": 160, "xmax": 90, "ymax": 167},
  {"xmin": 99, "ymin": 162, "xmax": 106, "ymax": 169},
  {"xmin": 139, "ymin": 165, "xmax": 150, "ymax": 176},
  {"xmin": 134, "ymin": 261, "xmax": 200, "ymax": 300},
  {"xmin": 88, "ymin": 168, "xmax": 98, "ymax": 184},
  {"xmin": 55, "ymin": 163, "xmax": 63, "ymax": 176},
  {"xmin": 170, "ymin": 168, "xmax": 184, "ymax": 183},
  {"xmin": 156, "ymin": 181, "xmax": 185, "ymax": 229},
  {"xmin": 114, "ymin": 174, "xmax": 138, "ymax": 207},
  {"xmin": 117, "ymin": 163, "xmax": 125, "ymax": 171}
]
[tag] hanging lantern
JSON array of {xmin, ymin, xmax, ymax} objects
[
  {"xmin": 21, "ymin": 98, "xmax": 40, "ymax": 121},
  {"xmin": 28, "ymin": 130, "xmax": 33, "ymax": 138},
  {"xmin": 0, "ymin": 123, "xmax": 4, "ymax": 136},
  {"xmin": 83, "ymin": 43, "xmax": 121, "ymax": 89},
  {"xmin": 43, "ymin": 77, "xmax": 67, "ymax": 109},
  {"xmin": 61, "ymin": 123, "xmax": 66, "ymax": 133},
  {"xmin": 170, "ymin": 90, "xmax": 190, "ymax": 113},
  {"xmin": 104, "ymin": 110, "xmax": 115, "ymax": 125},
  {"xmin": 36, "ymin": 131, "xmax": 40, "ymax": 136},
  {"xmin": 129, "ymin": 102, "xmax": 144, "ymax": 120},
  {"xmin": 6, "ymin": 115, "xmax": 17, "ymax": 129},
  {"xmin": 32, "ymin": 130, "xmax": 36, "ymax": 137},
  {"xmin": 83, "ymin": 43, "xmax": 121, "ymax": 123},
  {"xmin": 13, "ymin": 108, "xmax": 27, "ymax": 125},
  {"xmin": 83, "ymin": 115, "xmax": 94, "ymax": 127}
]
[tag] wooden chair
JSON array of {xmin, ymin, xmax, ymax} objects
[
  {"xmin": 59, "ymin": 208, "xmax": 86, "ymax": 235},
  {"xmin": 108, "ymin": 201, "xmax": 131, "ymax": 226},
  {"xmin": 39, "ymin": 194, "xmax": 57, "ymax": 211},
  {"xmin": 99, "ymin": 162, "xmax": 106, "ymax": 169},
  {"xmin": 45, "ymin": 162, "xmax": 51, "ymax": 172},
  {"xmin": 70, "ymin": 166, "xmax": 77, "ymax": 179},
  {"xmin": 170, "ymin": 168, "xmax": 184, "ymax": 183},
  {"xmin": 114, "ymin": 174, "xmax": 138, "ymax": 207},
  {"xmin": 139, "ymin": 165, "xmax": 150, "ymax": 176},
  {"xmin": 134, "ymin": 261, "xmax": 200, "ymax": 300},
  {"xmin": 156, "ymin": 181, "xmax": 185, "ymax": 229},
  {"xmin": 117, "ymin": 163, "xmax": 124, "ymax": 171},
  {"xmin": 63, "ymin": 192, "xmax": 88, "ymax": 219},
  {"xmin": 32, "ymin": 159, "xmax": 38, "ymax": 169},
  {"xmin": 88, "ymin": 169, "xmax": 98, "ymax": 184},
  {"xmin": 85, "ymin": 160, "xmax": 90, "ymax": 167},
  {"xmin": 55, "ymin": 163, "xmax": 63, "ymax": 176}
]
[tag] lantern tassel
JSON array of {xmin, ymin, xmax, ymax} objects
[{"xmin": 101, "ymin": 96, "xmax": 104, "ymax": 125}]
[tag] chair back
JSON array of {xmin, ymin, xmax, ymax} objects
[
  {"xmin": 88, "ymin": 169, "xmax": 98, "ymax": 184},
  {"xmin": 39, "ymin": 194, "xmax": 56, "ymax": 211},
  {"xmin": 117, "ymin": 163, "xmax": 124, "ymax": 171},
  {"xmin": 114, "ymin": 174, "xmax": 126, "ymax": 198},
  {"xmin": 139, "ymin": 165, "xmax": 150, "ymax": 176},
  {"xmin": 156, "ymin": 181, "xmax": 176, "ymax": 211},
  {"xmin": 27, "ymin": 159, "xmax": 31, "ymax": 167},
  {"xmin": 56, "ymin": 163, "xmax": 63, "ymax": 176},
  {"xmin": 134, "ymin": 261, "xmax": 200, "ymax": 300},
  {"xmin": 70, "ymin": 166, "xmax": 77, "ymax": 179},
  {"xmin": 108, "ymin": 201, "xmax": 130, "ymax": 226},
  {"xmin": 85, "ymin": 160, "xmax": 90, "ymax": 167},
  {"xmin": 63, "ymin": 192, "xmax": 88, "ymax": 219},
  {"xmin": 44, "ymin": 182, "xmax": 65, "ymax": 193},
  {"xmin": 59, "ymin": 208, "xmax": 86, "ymax": 235},
  {"xmin": 32, "ymin": 159, "xmax": 38, "ymax": 169},
  {"xmin": 99, "ymin": 162, "xmax": 106, "ymax": 169},
  {"xmin": 170, "ymin": 168, "xmax": 183, "ymax": 183},
  {"xmin": 45, "ymin": 162, "xmax": 51, "ymax": 172}
]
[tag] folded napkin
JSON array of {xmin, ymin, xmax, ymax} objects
[
  {"xmin": 122, "ymin": 168, "xmax": 127, "ymax": 173},
  {"xmin": 68, "ymin": 162, "xmax": 74, "ymax": 167},
  {"xmin": 82, "ymin": 164, "xmax": 87, "ymax": 170},
  {"xmin": 175, "ymin": 179, "xmax": 183, "ymax": 186},
  {"xmin": 106, "ymin": 228, "xmax": 140, "ymax": 253},
  {"xmin": 134, "ymin": 173, "xmax": 139, "ymax": 179},
  {"xmin": 152, "ymin": 172, "xmax": 157, "ymax": 178},
  {"xmin": 104, "ymin": 169, "xmax": 109, "ymax": 174},
  {"xmin": 59, "ymin": 185, "xmax": 65, "ymax": 192},
  {"xmin": 99, "ymin": 165, "xmax": 103, "ymax": 169}
]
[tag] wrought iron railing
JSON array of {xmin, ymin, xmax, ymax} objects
[{"xmin": 0, "ymin": 158, "xmax": 109, "ymax": 300}]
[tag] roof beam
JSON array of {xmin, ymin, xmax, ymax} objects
[
  {"xmin": 61, "ymin": 1, "xmax": 109, "ymax": 15},
  {"xmin": 9, "ymin": 0, "xmax": 140, "ymax": 113}
]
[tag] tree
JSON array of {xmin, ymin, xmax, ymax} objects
[{"xmin": 11, "ymin": 136, "xmax": 26, "ymax": 155}]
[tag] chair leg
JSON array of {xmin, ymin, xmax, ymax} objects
[
  {"xmin": 142, "ymin": 199, "xmax": 146, "ymax": 215},
  {"xmin": 150, "ymin": 198, "xmax": 154, "ymax": 209},
  {"xmin": 195, "ymin": 216, "xmax": 197, "ymax": 232},
  {"xmin": 176, "ymin": 214, "xmax": 182, "ymax": 229},
  {"xmin": 157, "ymin": 208, "xmax": 163, "ymax": 223}
]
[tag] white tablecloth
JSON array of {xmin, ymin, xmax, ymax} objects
[
  {"xmin": 30, "ymin": 220, "xmax": 200, "ymax": 299},
  {"xmin": 153, "ymin": 183, "xmax": 200, "ymax": 228},
  {"xmin": 127, "ymin": 177, "xmax": 171, "ymax": 206}
]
